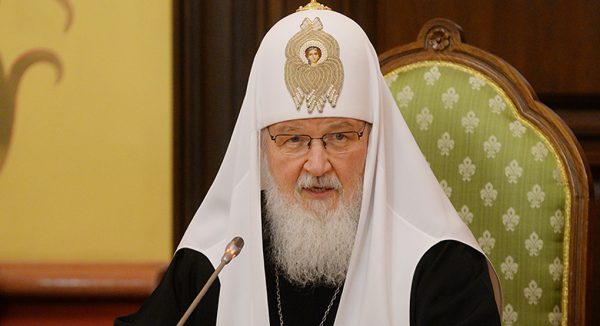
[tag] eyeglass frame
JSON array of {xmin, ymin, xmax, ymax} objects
[{"xmin": 266, "ymin": 122, "xmax": 368, "ymax": 155}]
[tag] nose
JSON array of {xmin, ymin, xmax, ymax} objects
[{"xmin": 303, "ymin": 140, "xmax": 332, "ymax": 177}]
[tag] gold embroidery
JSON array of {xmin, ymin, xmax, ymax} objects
[
  {"xmin": 284, "ymin": 17, "xmax": 343, "ymax": 113},
  {"xmin": 296, "ymin": 0, "xmax": 331, "ymax": 12}
]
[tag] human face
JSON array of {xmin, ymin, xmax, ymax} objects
[
  {"xmin": 307, "ymin": 48, "xmax": 320, "ymax": 64},
  {"xmin": 264, "ymin": 117, "xmax": 369, "ymax": 212}
]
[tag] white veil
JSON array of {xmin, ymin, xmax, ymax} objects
[{"xmin": 178, "ymin": 9, "xmax": 501, "ymax": 325}]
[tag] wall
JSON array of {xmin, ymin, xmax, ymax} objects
[{"xmin": 0, "ymin": 0, "xmax": 172, "ymax": 262}]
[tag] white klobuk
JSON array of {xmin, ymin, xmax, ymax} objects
[{"xmin": 178, "ymin": 9, "xmax": 502, "ymax": 325}]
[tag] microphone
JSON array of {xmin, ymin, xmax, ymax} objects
[{"xmin": 176, "ymin": 237, "xmax": 245, "ymax": 326}]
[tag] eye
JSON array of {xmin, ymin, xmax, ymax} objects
[
  {"xmin": 286, "ymin": 135, "xmax": 303, "ymax": 143},
  {"xmin": 332, "ymin": 133, "xmax": 347, "ymax": 141},
  {"xmin": 278, "ymin": 135, "xmax": 306, "ymax": 148}
]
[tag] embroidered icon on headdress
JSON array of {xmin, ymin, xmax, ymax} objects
[{"xmin": 285, "ymin": 17, "xmax": 344, "ymax": 113}]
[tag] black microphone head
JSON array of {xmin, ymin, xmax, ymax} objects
[{"xmin": 221, "ymin": 236, "xmax": 245, "ymax": 264}]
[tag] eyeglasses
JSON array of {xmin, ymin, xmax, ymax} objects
[{"xmin": 267, "ymin": 122, "xmax": 367, "ymax": 156}]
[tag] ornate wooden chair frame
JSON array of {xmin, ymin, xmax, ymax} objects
[{"xmin": 379, "ymin": 18, "xmax": 593, "ymax": 325}]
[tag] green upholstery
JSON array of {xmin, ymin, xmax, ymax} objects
[{"xmin": 385, "ymin": 62, "xmax": 568, "ymax": 326}]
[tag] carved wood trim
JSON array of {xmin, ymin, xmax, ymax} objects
[
  {"xmin": 0, "ymin": 262, "xmax": 166, "ymax": 298},
  {"xmin": 379, "ymin": 18, "xmax": 594, "ymax": 326}
]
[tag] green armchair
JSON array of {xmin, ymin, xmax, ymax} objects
[{"xmin": 380, "ymin": 18, "xmax": 593, "ymax": 326}]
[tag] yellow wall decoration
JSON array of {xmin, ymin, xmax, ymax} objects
[
  {"xmin": 1, "ymin": 50, "xmax": 62, "ymax": 173},
  {"xmin": 0, "ymin": 0, "xmax": 172, "ymax": 262}
]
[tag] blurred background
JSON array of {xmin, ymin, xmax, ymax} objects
[{"xmin": 0, "ymin": 0, "xmax": 598, "ymax": 324}]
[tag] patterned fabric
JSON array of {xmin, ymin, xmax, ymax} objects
[{"xmin": 385, "ymin": 62, "xmax": 569, "ymax": 326}]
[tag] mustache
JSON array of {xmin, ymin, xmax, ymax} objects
[{"xmin": 294, "ymin": 173, "xmax": 343, "ymax": 194}]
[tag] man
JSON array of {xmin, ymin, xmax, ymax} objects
[{"xmin": 116, "ymin": 3, "xmax": 501, "ymax": 325}]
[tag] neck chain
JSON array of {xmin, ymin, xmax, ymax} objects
[{"xmin": 275, "ymin": 271, "xmax": 341, "ymax": 326}]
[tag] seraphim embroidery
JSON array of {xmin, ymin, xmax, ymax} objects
[{"xmin": 284, "ymin": 17, "xmax": 344, "ymax": 113}]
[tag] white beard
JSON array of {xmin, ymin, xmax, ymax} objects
[{"xmin": 263, "ymin": 169, "xmax": 362, "ymax": 287}]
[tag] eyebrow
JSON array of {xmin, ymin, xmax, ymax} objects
[
  {"xmin": 274, "ymin": 121, "xmax": 358, "ymax": 134},
  {"xmin": 277, "ymin": 125, "xmax": 303, "ymax": 133},
  {"xmin": 325, "ymin": 121, "xmax": 355, "ymax": 130}
]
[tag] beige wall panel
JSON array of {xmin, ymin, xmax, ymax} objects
[{"xmin": 0, "ymin": 0, "xmax": 172, "ymax": 262}]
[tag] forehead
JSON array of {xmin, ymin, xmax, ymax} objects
[{"xmin": 269, "ymin": 117, "xmax": 363, "ymax": 132}]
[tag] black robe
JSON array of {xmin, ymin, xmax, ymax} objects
[{"xmin": 115, "ymin": 240, "xmax": 500, "ymax": 325}]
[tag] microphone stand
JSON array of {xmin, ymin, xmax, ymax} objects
[
  {"xmin": 176, "ymin": 261, "xmax": 225, "ymax": 326},
  {"xmin": 176, "ymin": 237, "xmax": 244, "ymax": 326}
]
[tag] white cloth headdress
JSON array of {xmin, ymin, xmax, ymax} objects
[{"xmin": 178, "ymin": 9, "xmax": 501, "ymax": 325}]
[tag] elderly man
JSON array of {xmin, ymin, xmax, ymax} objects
[{"xmin": 116, "ymin": 3, "xmax": 501, "ymax": 326}]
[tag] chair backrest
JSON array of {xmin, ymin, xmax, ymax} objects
[{"xmin": 379, "ymin": 18, "xmax": 593, "ymax": 326}]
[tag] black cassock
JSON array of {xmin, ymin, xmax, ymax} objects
[{"xmin": 115, "ymin": 239, "xmax": 500, "ymax": 325}]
